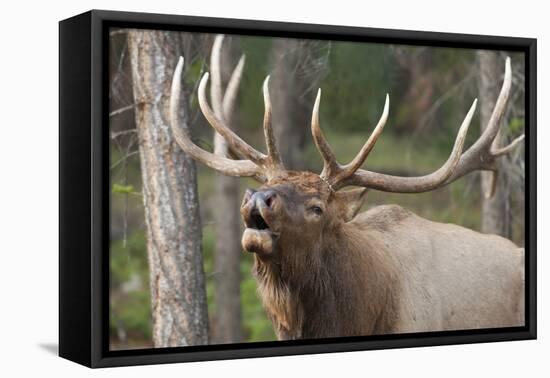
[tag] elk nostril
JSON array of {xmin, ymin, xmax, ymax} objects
[{"xmin": 264, "ymin": 193, "xmax": 276, "ymax": 208}]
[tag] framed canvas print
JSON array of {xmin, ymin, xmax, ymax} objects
[{"xmin": 59, "ymin": 10, "xmax": 536, "ymax": 368}]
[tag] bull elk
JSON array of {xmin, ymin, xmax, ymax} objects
[{"xmin": 169, "ymin": 41, "xmax": 525, "ymax": 340}]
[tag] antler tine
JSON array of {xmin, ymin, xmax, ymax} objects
[
  {"xmin": 343, "ymin": 99, "xmax": 477, "ymax": 192},
  {"xmin": 211, "ymin": 34, "xmax": 228, "ymax": 157},
  {"xmin": 445, "ymin": 56, "xmax": 512, "ymax": 171},
  {"xmin": 210, "ymin": 35, "xmax": 247, "ymax": 159},
  {"xmin": 336, "ymin": 94, "xmax": 390, "ymax": 183},
  {"xmin": 311, "ymin": 89, "xmax": 339, "ymax": 179},
  {"xmin": 493, "ymin": 134, "xmax": 525, "ymax": 157},
  {"xmin": 198, "ymin": 73, "xmax": 267, "ymax": 166},
  {"xmin": 262, "ymin": 76, "xmax": 284, "ymax": 169},
  {"xmin": 484, "ymin": 57, "xmax": 513, "ymax": 150},
  {"xmin": 210, "ymin": 35, "xmax": 225, "ymax": 120},
  {"xmin": 198, "ymin": 36, "xmax": 287, "ymax": 180},
  {"xmin": 169, "ymin": 57, "xmax": 263, "ymax": 179},
  {"xmin": 312, "ymin": 91, "xmax": 391, "ymax": 189},
  {"xmin": 222, "ymin": 54, "xmax": 246, "ymax": 122},
  {"xmin": 442, "ymin": 57, "xmax": 524, "ymax": 195},
  {"xmin": 211, "ymin": 34, "xmax": 247, "ymax": 123}
]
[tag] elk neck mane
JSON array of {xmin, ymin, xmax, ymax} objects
[{"xmin": 252, "ymin": 209, "xmax": 402, "ymax": 339}]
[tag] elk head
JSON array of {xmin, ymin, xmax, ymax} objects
[{"xmin": 169, "ymin": 48, "xmax": 523, "ymax": 260}]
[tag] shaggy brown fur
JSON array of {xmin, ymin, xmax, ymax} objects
[
  {"xmin": 250, "ymin": 173, "xmax": 402, "ymax": 339},
  {"xmin": 253, "ymin": 228, "xmax": 401, "ymax": 339}
]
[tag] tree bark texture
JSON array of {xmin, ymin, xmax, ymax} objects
[
  {"xmin": 392, "ymin": 48, "xmax": 436, "ymax": 133},
  {"xmin": 270, "ymin": 39, "xmax": 326, "ymax": 170},
  {"xmin": 210, "ymin": 36, "xmax": 243, "ymax": 344},
  {"xmin": 127, "ymin": 30, "xmax": 208, "ymax": 347},
  {"xmin": 477, "ymin": 51, "xmax": 511, "ymax": 237}
]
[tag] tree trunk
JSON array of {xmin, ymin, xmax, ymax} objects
[
  {"xmin": 477, "ymin": 51, "xmax": 511, "ymax": 237},
  {"xmin": 211, "ymin": 173, "xmax": 242, "ymax": 343},
  {"xmin": 270, "ymin": 39, "xmax": 325, "ymax": 170},
  {"xmin": 127, "ymin": 30, "xmax": 208, "ymax": 347},
  {"xmin": 210, "ymin": 36, "xmax": 242, "ymax": 344},
  {"xmin": 392, "ymin": 48, "xmax": 436, "ymax": 133}
]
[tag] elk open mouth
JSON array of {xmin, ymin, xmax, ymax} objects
[
  {"xmin": 246, "ymin": 208, "xmax": 269, "ymax": 230},
  {"xmin": 242, "ymin": 207, "xmax": 276, "ymax": 255}
]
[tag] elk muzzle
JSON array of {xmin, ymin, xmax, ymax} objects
[{"xmin": 241, "ymin": 189, "xmax": 279, "ymax": 255}]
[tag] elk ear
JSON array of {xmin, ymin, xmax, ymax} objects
[{"xmin": 335, "ymin": 188, "xmax": 368, "ymax": 222}]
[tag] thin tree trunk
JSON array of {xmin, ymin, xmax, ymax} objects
[
  {"xmin": 127, "ymin": 30, "xmax": 208, "ymax": 347},
  {"xmin": 477, "ymin": 51, "xmax": 511, "ymax": 237},
  {"xmin": 270, "ymin": 39, "xmax": 323, "ymax": 170},
  {"xmin": 392, "ymin": 48, "xmax": 436, "ymax": 133},
  {"xmin": 212, "ymin": 173, "xmax": 242, "ymax": 343},
  {"xmin": 211, "ymin": 36, "xmax": 242, "ymax": 344}
]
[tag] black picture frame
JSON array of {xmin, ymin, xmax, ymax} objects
[{"xmin": 59, "ymin": 9, "xmax": 537, "ymax": 368}]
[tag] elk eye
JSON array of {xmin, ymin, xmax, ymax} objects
[{"xmin": 309, "ymin": 206, "xmax": 323, "ymax": 216}]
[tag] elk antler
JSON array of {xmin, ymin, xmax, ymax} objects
[
  {"xmin": 170, "ymin": 57, "xmax": 262, "ymax": 178},
  {"xmin": 170, "ymin": 36, "xmax": 286, "ymax": 181},
  {"xmin": 209, "ymin": 34, "xmax": 246, "ymax": 157},
  {"xmin": 312, "ymin": 56, "xmax": 524, "ymax": 194},
  {"xmin": 312, "ymin": 91, "xmax": 391, "ymax": 185}
]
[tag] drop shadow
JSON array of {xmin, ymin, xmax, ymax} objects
[{"xmin": 38, "ymin": 343, "xmax": 59, "ymax": 355}]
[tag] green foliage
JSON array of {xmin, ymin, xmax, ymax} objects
[
  {"xmin": 303, "ymin": 129, "xmax": 448, "ymax": 174},
  {"xmin": 240, "ymin": 263, "xmax": 276, "ymax": 341},
  {"xmin": 112, "ymin": 183, "xmax": 136, "ymax": 195},
  {"xmin": 320, "ymin": 42, "xmax": 393, "ymax": 133},
  {"xmin": 509, "ymin": 117, "xmax": 525, "ymax": 135},
  {"xmin": 187, "ymin": 56, "xmax": 207, "ymax": 83},
  {"xmin": 202, "ymin": 225, "xmax": 216, "ymax": 317},
  {"xmin": 110, "ymin": 231, "xmax": 149, "ymax": 285},
  {"xmin": 235, "ymin": 37, "xmax": 273, "ymax": 137},
  {"xmin": 110, "ymin": 231, "xmax": 151, "ymax": 344},
  {"xmin": 110, "ymin": 290, "xmax": 152, "ymax": 342}
]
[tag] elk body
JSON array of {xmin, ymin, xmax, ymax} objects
[{"xmin": 169, "ymin": 41, "xmax": 525, "ymax": 339}]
